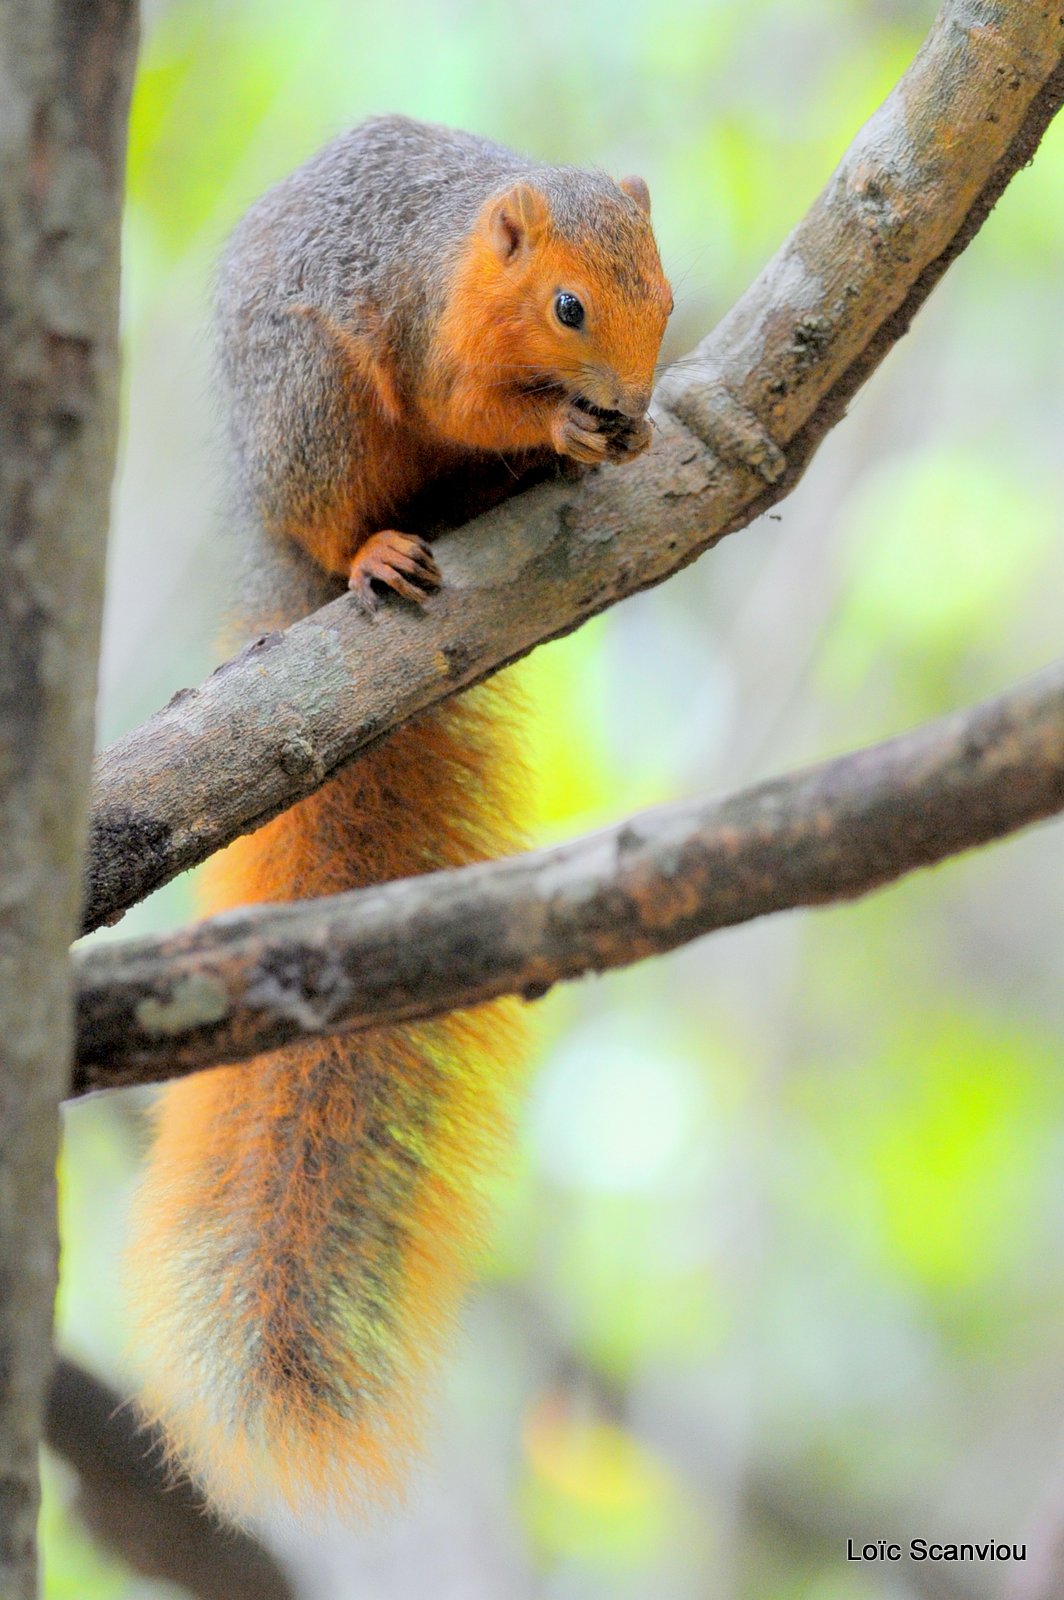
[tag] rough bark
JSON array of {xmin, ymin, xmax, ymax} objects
[
  {"xmin": 73, "ymin": 658, "xmax": 1064, "ymax": 1091},
  {"xmin": 0, "ymin": 1, "xmax": 136, "ymax": 1590},
  {"xmin": 82, "ymin": 0, "xmax": 1064, "ymax": 936}
]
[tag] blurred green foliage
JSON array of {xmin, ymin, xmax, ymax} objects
[
  {"xmin": 39, "ymin": 1452, "xmax": 129, "ymax": 1600},
  {"xmin": 56, "ymin": 0, "xmax": 1064, "ymax": 1595}
]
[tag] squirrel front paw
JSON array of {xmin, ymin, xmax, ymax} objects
[
  {"xmin": 551, "ymin": 398, "xmax": 613, "ymax": 465},
  {"xmin": 551, "ymin": 399, "xmax": 652, "ymax": 466},
  {"xmin": 604, "ymin": 414, "xmax": 653, "ymax": 461},
  {"xmin": 348, "ymin": 530, "xmax": 442, "ymax": 611}
]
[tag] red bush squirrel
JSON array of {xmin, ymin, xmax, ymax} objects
[{"xmin": 127, "ymin": 114, "xmax": 671, "ymax": 1523}]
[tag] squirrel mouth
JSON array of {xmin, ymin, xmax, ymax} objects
[
  {"xmin": 571, "ymin": 393, "xmax": 632, "ymax": 437},
  {"xmin": 571, "ymin": 395, "xmax": 615, "ymax": 420},
  {"xmin": 522, "ymin": 382, "xmax": 640, "ymax": 438}
]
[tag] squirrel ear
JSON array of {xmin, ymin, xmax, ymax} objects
[
  {"xmin": 486, "ymin": 183, "xmax": 549, "ymax": 262},
  {"xmin": 619, "ymin": 174, "xmax": 651, "ymax": 216}
]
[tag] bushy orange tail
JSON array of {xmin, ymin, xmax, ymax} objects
[{"xmin": 126, "ymin": 682, "xmax": 526, "ymax": 1523}]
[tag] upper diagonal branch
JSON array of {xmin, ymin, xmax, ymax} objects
[
  {"xmin": 83, "ymin": 1, "xmax": 1064, "ymax": 935},
  {"xmin": 73, "ymin": 657, "xmax": 1064, "ymax": 1093}
]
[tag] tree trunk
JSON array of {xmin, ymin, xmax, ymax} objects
[{"xmin": 0, "ymin": 1, "xmax": 137, "ymax": 1592}]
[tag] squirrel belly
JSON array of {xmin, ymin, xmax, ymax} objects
[{"xmin": 125, "ymin": 113, "xmax": 670, "ymax": 1524}]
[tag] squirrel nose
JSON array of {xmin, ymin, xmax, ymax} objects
[{"xmin": 617, "ymin": 385, "xmax": 651, "ymax": 418}]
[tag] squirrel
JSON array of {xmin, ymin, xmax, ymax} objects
[{"xmin": 126, "ymin": 114, "xmax": 672, "ymax": 1524}]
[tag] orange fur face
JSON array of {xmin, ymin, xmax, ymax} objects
[{"xmin": 428, "ymin": 175, "xmax": 672, "ymax": 454}]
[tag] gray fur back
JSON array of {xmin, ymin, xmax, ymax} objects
[{"xmin": 215, "ymin": 115, "xmax": 646, "ymax": 365}]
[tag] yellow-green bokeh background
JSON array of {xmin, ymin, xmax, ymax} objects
[{"xmin": 55, "ymin": 1, "xmax": 1064, "ymax": 1595}]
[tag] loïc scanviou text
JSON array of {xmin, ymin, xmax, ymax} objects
[{"xmin": 847, "ymin": 1539, "xmax": 1026, "ymax": 1564}]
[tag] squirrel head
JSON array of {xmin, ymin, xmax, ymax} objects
[{"xmin": 436, "ymin": 170, "xmax": 672, "ymax": 441}]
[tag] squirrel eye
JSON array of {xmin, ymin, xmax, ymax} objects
[{"xmin": 554, "ymin": 291, "xmax": 585, "ymax": 330}]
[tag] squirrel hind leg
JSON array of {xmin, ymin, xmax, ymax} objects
[{"xmin": 347, "ymin": 530, "xmax": 442, "ymax": 610}]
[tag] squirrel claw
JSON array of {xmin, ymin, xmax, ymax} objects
[{"xmin": 348, "ymin": 530, "xmax": 442, "ymax": 610}]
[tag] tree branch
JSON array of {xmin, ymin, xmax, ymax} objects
[
  {"xmin": 44, "ymin": 1358, "xmax": 294, "ymax": 1600},
  {"xmin": 74, "ymin": 658, "xmax": 1064, "ymax": 1092},
  {"xmin": 82, "ymin": 0, "xmax": 1064, "ymax": 936},
  {"xmin": 0, "ymin": 1, "xmax": 136, "ymax": 1590}
]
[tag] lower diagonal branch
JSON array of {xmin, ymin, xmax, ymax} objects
[
  {"xmin": 73, "ymin": 657, "xmax": 1064, "ymax": 1094},
  {"xmin": 45, "ymin": 1358, "xmax": 293, "ymax": 1600}
]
